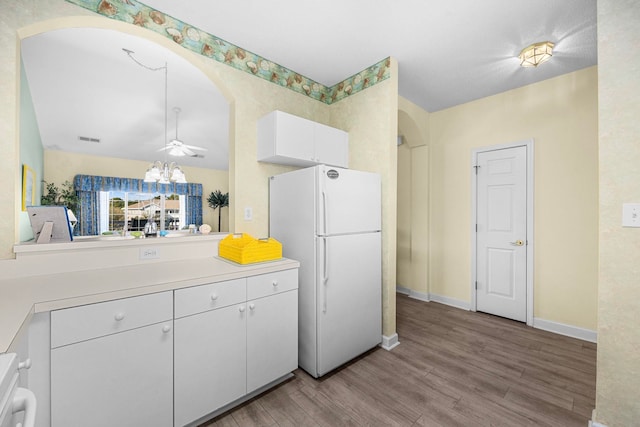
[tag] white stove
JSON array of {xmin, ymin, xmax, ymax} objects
[{"xmin": 0, "ymin": 353, "xmax": 36, "ymax": 427}]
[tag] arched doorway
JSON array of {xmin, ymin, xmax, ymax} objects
[{"xmin": 397, "ymin": 109, "xmax": 429, "ymax": 299}]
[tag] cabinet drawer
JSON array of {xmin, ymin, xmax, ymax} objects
[
  {"xmin": 174, "ymin": 278, "xmax": 246, "ymax": 319},
  {"xmin": 51, "ymin": 291, "xmax": 173, "ymax": 348},
  {"xmin": 247, "ymin": 269, "xmax": 298, "ymax": 300}
]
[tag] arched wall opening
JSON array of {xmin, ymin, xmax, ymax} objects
[{"xmin": 15, "ymin": 16, "xmax": 235, "ymax": 240}]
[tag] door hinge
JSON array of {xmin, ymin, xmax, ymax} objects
[
  {"xmin": 473, "ymin": 165, "xmax": 480, "ymax": 174},
  {"xmin": 475, "ymin": 281, "xmax": 478, "ymax": 290},
  {"xmin": 475, "ymin": 224, "xmax": 478, "ymax": 232}
]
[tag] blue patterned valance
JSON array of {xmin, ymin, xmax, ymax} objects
[{"xmin": 73, "ymin": 174, "xmax": 203, "ymax": 196}]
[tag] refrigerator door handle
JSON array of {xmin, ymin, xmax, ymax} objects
[{"xmin": 322, "ymin": 237, "xmax": 328, "ymax": 313}]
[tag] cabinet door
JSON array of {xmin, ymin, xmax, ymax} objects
[
  {"xmin": 246, "ymin": 290, "xmax": 298, "ymax": 393},
  {"xmin": 174, "ymin": 304, "xmax": 247, "ymax": 427},
  {"xmin": 258, "ymin": 111, "xmax": 316, "ymax": 166},
  {"xmin": 314, "ymin": 122, "xmax": 349, "ymax": 168},
  {"xmin": 273, "ymin": 111, "xmax": 315, "ymax": 163},
  {"xmin": 51, "ymin": 322, "xmax": 173, "ymax": 427}
]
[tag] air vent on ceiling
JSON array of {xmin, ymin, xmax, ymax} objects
[
  {"xmin": 78, "ymin": 136, "xmax": 101, "ymax": 143},
  {"xmin": 191, "ymin": 154, "xmax": 205, "ymax": 158}
]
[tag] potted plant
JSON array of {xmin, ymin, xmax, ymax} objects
[
  {"xmin": 207, "ymin": 190, "xmax": 229, "ymax": 232},
  {"xmin": 41, "ymin": 180, "xmax": 79, "ymax": 213}
]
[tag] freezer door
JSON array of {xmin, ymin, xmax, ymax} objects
[
  {"xmin": 317, "ymin": 166, "xmax": 381, "ymax": 236},
  {"xmin": 316, "ymin": 232, "xmax": 381, "ymax": 377}
]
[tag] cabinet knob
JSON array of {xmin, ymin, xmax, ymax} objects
[
  {"xmin": 18, "ymin": 358, "xmax": 32, "ymax": 370},
  {"xmin": 114, "ymin": 312, "xmax": 125, "ymax": 321},
  {"xmin": 238, "ymin": 305, "xmax": 246, "ymax": 313},
  {"xmin": 272, "ymin": 280, "xmax": 278, "ymax": 287},
  {"xmin": 210, "ymin": 293, "xmax": 218, "ymax": 301},
  {"xmin": 249, "ymin": 303, "xmax": 255, "ymax": 311},
  {"xmin": 162, "ymin": 325, "xmax": 172, "ymax": 333}
]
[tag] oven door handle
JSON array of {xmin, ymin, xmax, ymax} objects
[{"xmin": 13, "ymin": 387, "xmax": 37, "ymax": 427}]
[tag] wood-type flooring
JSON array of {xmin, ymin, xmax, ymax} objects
[{"xmin": 201, "ymin": 293, "xmax": 596, "ymax": 426}]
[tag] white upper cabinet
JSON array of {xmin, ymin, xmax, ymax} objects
[{"xmin": 257, "ymin": 110, "xmax": 348, "ymax": 168}]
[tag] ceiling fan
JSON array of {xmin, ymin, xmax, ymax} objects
[{"xmin": 159, "ymin": 107, "xmax": 207, "ymax": 157}]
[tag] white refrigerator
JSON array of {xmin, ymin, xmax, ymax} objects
[{"xmin": 269, "ymin": 165, "xmax": 382, "ymax": 378}]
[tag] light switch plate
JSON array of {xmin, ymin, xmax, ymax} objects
[
  {"xmin": 622, "ymin": 203, "xmax": 640, "ymax": 227},
  {"xmin": 244, "ymin": 207, "xmax": 253, "ymax": 221}
]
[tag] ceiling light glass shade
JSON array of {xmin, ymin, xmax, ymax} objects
[
  {"xmin": 518, "ymin": 41, "xmax": 555, "ymax": 67},
  {"xmin": 143, "ymin": 161, "xmax": 187, "ymax": 184},
  {"xmin": 171, "ymin": 166, "xmax": 187, "ymax": 183}
]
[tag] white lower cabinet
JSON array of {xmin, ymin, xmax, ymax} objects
[
  {"xmin": 51, "ymin": 320, "xmax": 173, "ymax": 427},
  {"xmin": 174, "ymin": 303, "xmax": 247, "ymax": 427},
  {"xmin": 246, "ymin": 290, "xmax": 298, "ymax": 392},
  {"xmin": 174, "ymin": 269, "xmax": 298, "ymax": 426},
  {"xmin": 49, "ymin": 268, "xmax": 298, "ymax": 427}
]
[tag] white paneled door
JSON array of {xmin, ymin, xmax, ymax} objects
[{"xmin": 476, "ymin": 145, "xmax": 528, "ymax": 322}]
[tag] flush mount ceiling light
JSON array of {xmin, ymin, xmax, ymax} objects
[
  {"xmin": 123, "ymin": 48, "xmax": 187, "ymax": 184},
  {"xmin": 518, "ymin": 41, "xmax": 555, "ymax": 68}
]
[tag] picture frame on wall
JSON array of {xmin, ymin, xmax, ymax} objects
[{"xmin": 22, "ymin": 164, "xmax": 36, "ymax": 211}]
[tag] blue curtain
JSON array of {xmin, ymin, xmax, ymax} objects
[
  {"xmin": 77, "ymin": 190, "xmax": 99, "ymax": 236},
  {"xmin": 73, "ymin": 175, "xmax": 203, "ymax": 235},
  {"xmin": 186, "ymin": 195, "xmax": 203, "ymax": 226}
]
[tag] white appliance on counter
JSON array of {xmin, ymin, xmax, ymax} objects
[
  {"xmin": 269, "ymin": 165, "xmax": 382, "ymax": 378},
  {"xmin": 0, "ymin": 353, "xmax": 36, "ymax": 427}
]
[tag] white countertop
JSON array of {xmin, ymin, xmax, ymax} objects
[{"xmin": 0, "ymin": 256, "xmax": 299, "ymax": 353}]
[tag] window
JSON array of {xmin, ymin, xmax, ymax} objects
[
  {"xmin": 73, "ymin": 174, "xmax": 203, "ymax": 236},
  {"xmin": 99, "ymin": 191, "xmax": 186, "ymax": 234}
]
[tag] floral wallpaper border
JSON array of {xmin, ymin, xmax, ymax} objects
[{"xmin": 65, "ymin": 0, "xmax": 390, "ymax": 105}]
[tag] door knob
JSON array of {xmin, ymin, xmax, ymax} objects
[{"xmin": 510, "ymin": 240, "xmax": 524, "ymax": 246}]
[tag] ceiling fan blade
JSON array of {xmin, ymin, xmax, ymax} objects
[
  {"xmin": 181, "ymin": 146, "xmax": 197, "ymax": 156},
  {"xmin": 157, "ymin": 146, "xmax": 171, "ymax": 152},
  {"xmin": 183, "ymin": 143, "xmax": 208, "ymax": 151}
]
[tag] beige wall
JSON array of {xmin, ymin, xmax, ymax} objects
[
  {"xmin": 1, "ymin": 1, "xmax": 398, "ymax": 338},
  {"xmin": 595, "ymin": 0, "xmax": 640, "ymax": 425},
  {"xmin": 397, "ymin": 97, "xmax": 430, "ymax": 296},
  {"xmin": 43, "ymin": 150, "xmax": 229, "ymax": 233},
  {"xmin": 422, "ymin": 66, "xmax": 598, "ymax": 331}
]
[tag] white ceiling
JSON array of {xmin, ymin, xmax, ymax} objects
[{"xmin": 20, "ymin": 0, "xmax": 597, "ymax": 170}]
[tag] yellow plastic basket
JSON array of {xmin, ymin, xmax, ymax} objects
[{"xmin": 219, "ymin": 233, "xmax": 282, "ymax": 264}]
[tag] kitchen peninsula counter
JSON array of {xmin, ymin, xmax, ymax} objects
[{"xmin": 0, "ymin": 235, "xmax": 298, "ymax": 353}]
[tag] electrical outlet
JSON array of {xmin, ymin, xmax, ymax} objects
[
  {"xmin": 139, "ymin": 247, "xmax": 160, "ymax": 260},
  {"xmin": 622, "ymin": 203, "xmax": 640, "ymax": 227},
  {"xmin": 244, "ymin": 207, "xmax": 253, "ymax": 221}
]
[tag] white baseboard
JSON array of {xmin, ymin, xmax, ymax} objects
[
  {"xmin": 428, "ymin": 293, "xmax": 471, "ymax": 311},
  {"xmin": 395, "ymin": 288, "xmax": 469, "ymax": 309},
  {"xmin": 396, "ymin": 286, "xmax": 410, "ymax": 296},
  {"xmin": 396, "ymin": 286, "xmax": 430, "ymax": 302},
  {"xmin": 533, "ymin": 317, "xmax": 597, "ymax": 343},
  {"xmin": 396, "ymin": 288, "xmax": 596, "ymax": 343},
  {"xmin": 589, "ymin": 421, "xmax": 608, "ymax": 427},
  {"xmin": 380, "ymin": 333, "xmax": 400, "ymax": 351}
]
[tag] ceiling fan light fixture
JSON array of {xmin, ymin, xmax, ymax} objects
[
  {"xmin": 518, "ymin": 41, "xmax": 555, "ymax": 68},
  {"xmin": 168, "ymin": 145, "xmax": 185, "ymax": 157},
  {"xmin": 171, "ymin": 165, "xmax": 187, "ymax": 183},
  {"xmin": 124, "ymin": 50, "xmax": 188, "ymax": 184},
  {"xmin": 144, "ymin": 163, "xmax": 162, "ymax": 182}
]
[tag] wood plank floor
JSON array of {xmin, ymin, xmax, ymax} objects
[{"xmin": 200, "ymin": 294, "xmax": 596, "ymax": 426}]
